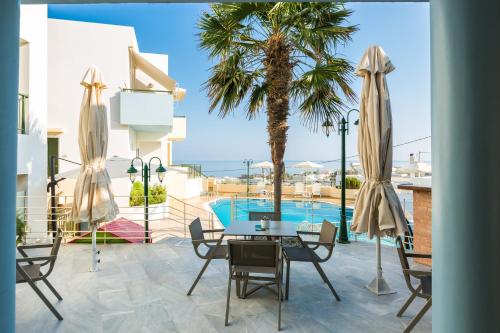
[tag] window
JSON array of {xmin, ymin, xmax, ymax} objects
[{"xmin": 47, "ymin": 138, "xmax": 59, "ymax": 177}]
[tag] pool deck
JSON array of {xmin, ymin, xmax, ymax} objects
[{"xmin": 16, "ymin": 238, "xmax": 431, "ymax": 332}]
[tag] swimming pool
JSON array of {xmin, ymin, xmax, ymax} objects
[{"xmin": 210, "ymin": 198, "xmax": 353, "ymax": 227}]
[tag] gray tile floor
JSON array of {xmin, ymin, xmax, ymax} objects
[{"xmin": 16, "ymin": 238, "xmax": 431, "ymax": 332}]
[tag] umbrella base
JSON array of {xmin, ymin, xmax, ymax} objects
[{"xmin": 366, "ymin": 276, "xmax": 396, "ymax": 295}]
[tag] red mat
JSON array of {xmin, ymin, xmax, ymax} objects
[{"xmin": 68, "ymin": 217, "xmax": 144, "ymax": 243}]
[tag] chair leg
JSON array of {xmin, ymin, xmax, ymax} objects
[
  {"xmin": 404, "ymin": 297, "xmax": 432, "ymax": 333},
  {"xmin": 187, "ymin": 237, "xmax": 223, "ymax": 295},
  {"xmin": 285, "ymin": 259, "xmax": 290, "ymax": 300},
  {"xmin": 235, "ymin": 273, "xmax": 241, "ymax": 298},
  {"xmin": 42, "ymin": 277, "xmax": 63, "ymax": 301},
  {"xmin": 312, "ymin": 261, "xmax": 340, "ymax": 301},
  {"xmin": 17, "ymin": 267, "xmax": 63, "ymax": 320},
  {"xmin": 397, "ymin": 285, "xmax": 422, "ymax": 317},
  {"xmin": 225, "ymin": 272, "xmax": 232, "ymax": 326},
  {"xmin": 278, "ymin": 277, "xmax": 282, "ymax": 331}
]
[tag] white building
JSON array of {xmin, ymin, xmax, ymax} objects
[
  {"xmin": 17, "ymin": 5, "xmax": 48, "ymax": 241},
  {"xmin": 46, "ymin": 18, "xmax": 204, "ymax": 204},
  {"xmin": 17, "ymin": 10, "xmax": 202, "ymax": 240}
]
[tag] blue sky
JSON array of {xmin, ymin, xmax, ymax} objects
[{"xmin": 49, "ymin": 3, "xmax": 431, "ymax": 163}]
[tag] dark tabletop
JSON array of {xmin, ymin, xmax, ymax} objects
[{"xmin": 223, "ymin": 221, "xmax": 298, "ymax": 237}]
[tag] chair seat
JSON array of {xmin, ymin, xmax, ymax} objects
[
  {"xmin": 233, "ymin": 265, "xmax": 276, "ymax": 274},
  {"xmin": 206, "ymin": 244, "xmax": 228, "ymax": 259},
  {"xmin": 16, "ymin": 264, "xmax": 41, "ymax": 283},
  {"xmin": 283, "ymin": 246, "xmax": 319, "ymax": 262}
]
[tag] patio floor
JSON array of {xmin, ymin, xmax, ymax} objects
[{"xmin": 16, "ymin": 238, "xmax": 431, "ymax": 332}]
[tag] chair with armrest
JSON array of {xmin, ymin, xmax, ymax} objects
[
  {"xmin": 283, "ymin": 220, "xmax": 340, "ymax": 301},
  {"xmin": 225, "ymin": 240, "xmax": 283, "ymax": 330},
  {"xmin": 187, "ymin": 218, "xmax": 226, "ymax": 295},
  {"xmin": 395, "ymin": 236, "xmax": 432, "ymax": 333},
  {"xmin": 16, "ymin": 228, "xmax": 64, "ymax": 320}
]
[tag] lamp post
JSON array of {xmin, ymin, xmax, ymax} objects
[
  {"xmin": 322, "ymin": 109, "xmax": 359, "ymax": 244},
  {"xmin": 127, "ymin": 156, "xmax": 167, "ymax": 243},
  {"xmin": 243, "ymin": 159, "xmax": 253, "ymax": 196}
]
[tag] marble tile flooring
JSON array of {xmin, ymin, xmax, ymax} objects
[{"xmin": 16, "ymin": 238, "xmax": 431, "ymax": 332}]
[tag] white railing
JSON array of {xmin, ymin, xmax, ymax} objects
[
  {"xmin": 16, "ymin": 194, "xmax": 216, "ymax": 244},
  {"xmin": 224, "ymin": 193, "xmax": 413, "ymax": 247}
]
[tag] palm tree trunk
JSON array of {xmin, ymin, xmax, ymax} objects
[{"xmin": 264, "ymin": 34, "xmax": 292, "ymax": 220}]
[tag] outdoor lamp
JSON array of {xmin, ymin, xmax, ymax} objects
[
  {"xmin": 156, "ymin": 164, "xmax": 167, "ymax": 183},
  {"xmin": 322, "ymin": 118, "xmax": 335, "ymax": 138},
  {"xmin": 127, "ymin": 165, "xmax": 138, "ymax": 183}
]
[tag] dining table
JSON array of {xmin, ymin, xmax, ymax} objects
[{"xmin": 187, "ymin": 220, "xmax": 298, "ymax": 296}]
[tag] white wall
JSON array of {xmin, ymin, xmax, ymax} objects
[
  {"xmin": 48, "ymin": 19, "xmax": 139, "ymax": 172},
  {"xmin": 165, "ymin": 170, "xmax": 202, "ymax": 199},
  {"xmin": 18, "ymin": 5, "xmax": 48, "ymax": 240}
]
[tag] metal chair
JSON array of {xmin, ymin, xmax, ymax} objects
[
  {"xmin": 187, "ymin": 218, "xmax": 226, "ymax": 295},
  {"xmin": 283, "ymin": 220, "xmax": 340, "ymax": 301},
  {"xmin": 395, "ymin": 236, "xmax": 432, "ymax": 333},
  {"xmin": 225, "ymin": 240, "xmax": 283, "ymax": 330},
  {"xmin": 248, "ymin": 211, "xmax": 279, "ymax": 222},
  {"xmin": 16, "ymin": 228, "xmax": 64, "ymax": 320}
]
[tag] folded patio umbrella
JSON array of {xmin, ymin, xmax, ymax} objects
[
  {"xmin": 350, "ymin": 46, "xmax": 407, "ymax": 295},
  {"xmin": 72, "ymin": 67, "xmax": 119, "ymax": 271}
]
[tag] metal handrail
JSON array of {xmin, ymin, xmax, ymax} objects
[{"xmin": 121, "ymin": 88, "xmax": 173, "ymax": 94}]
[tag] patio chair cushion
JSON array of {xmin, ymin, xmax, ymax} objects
[
  {"xmin": 283, "ymin": 246, "xmax": 320, "ymax": 262},
  {"xmin": 206, "ymin": 244, "xmax": 228, "ymax": 259},
  {"xmin": 16, "ymin": 264, "xmax": 41, "ymax": 283}
]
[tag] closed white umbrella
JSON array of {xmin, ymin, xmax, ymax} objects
[
  {"xmin": 351, "ymin": 46, "xmax": 408, "ymax": 295},
  {"xmin": 72, "ymin": 67, "xmax": 119, "ymax": 272}
]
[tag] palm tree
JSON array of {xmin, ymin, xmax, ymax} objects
[{"xmin": 199, "ymin": 3, "xmax": 357, "ymax": 218}]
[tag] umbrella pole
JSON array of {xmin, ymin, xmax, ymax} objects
[
  {"xmin": 88, "ymin": 183, "xmax": 99, "ymax": 272},
  {"xmin": 366, "ymin": 236, "xmax": 395, "ymax": 295}
]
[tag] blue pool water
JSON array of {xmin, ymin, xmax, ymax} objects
[{"xmin": 210, "ymin": 198, "xmax": 353, "ymax": 227}]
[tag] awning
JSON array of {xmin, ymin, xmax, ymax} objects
[{"xmin": 128, "ymin": 47, "xmax": 186, "ymax": 101}]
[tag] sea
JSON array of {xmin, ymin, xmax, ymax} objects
[{"xmin": 173, "ymin": 159, "xmax": 423, "ymax": 178}]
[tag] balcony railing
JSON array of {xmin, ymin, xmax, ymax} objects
[
  {"xmin": 18, "ymin": 93, "xmax": 28, "ymax": 134},
  {"xmin": 171, "ymin": 164, "xmax": 203, "ymax": 178}
]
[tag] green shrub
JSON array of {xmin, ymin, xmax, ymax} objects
[
  {"xmin": 150, "ymin": 184, "xmax": 167, "ymax": 205},
  {"xmin": 129, "ymin": 181, "xmax": 167, "ymax": 207},
  {"xmin": 16, "ymin": 211, "xmax": 26, "ymax": 244},
  {"xmin": 345, "ymin": 176, "xmax": 361, "ymax": 189}
]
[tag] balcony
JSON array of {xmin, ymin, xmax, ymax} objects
[{"xmin": 119, "ymin": 89, "xmax": 173, "ymax": 133}]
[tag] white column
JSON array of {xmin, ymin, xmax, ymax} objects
[
  {"xmin": 0, "ymin": 1, "xmax": 20, "ymax": 332},
  {"xmin": 431, "ymin": 0, "xmax": 500, "ymax": 331}
]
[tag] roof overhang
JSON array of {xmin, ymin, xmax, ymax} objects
[{"xmin": 21, "ymin": 0, "xmax": 429, "ymax": 4}]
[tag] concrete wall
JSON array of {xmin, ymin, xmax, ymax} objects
[
  {"xmin": 48, "ymin": 19, "xmax": 139, "ymax": 172},
  {"xmin": 17, "ymin": 5, "xmax": 48, "ymax": 240},
  {"xmin": 214, "ymin": 183, "xmax": 358, "ymax": 200}
]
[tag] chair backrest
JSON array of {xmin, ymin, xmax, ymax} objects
[
  {"xmin": 396, "ymin": 236, "xmax": 413, "ymax": 289},
  {"xmin": 51, "ymin": 229, "xmax": 63, "ymax": 257},
  {"xmin": 228, "ymin": 240, "xmax": 279, "ymax": 273},
  {"xmin": 189, "ymin": 218, "xmax": 204, "ymax": 245},
  {"xmin": 312, "ymin": 183, "xmax": 321, "ymax": 194},
  {"xmin": 248, "ymin": 211, "xmax": 280, "ymax": 221},
  {"xmin": 318, "ymin": 220, "xmax": 337, "ymax": 254}
]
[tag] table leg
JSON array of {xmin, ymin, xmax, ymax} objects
[{"xmin": 187, "ymin": 235, "xmax": 224, "ymax": 296}]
